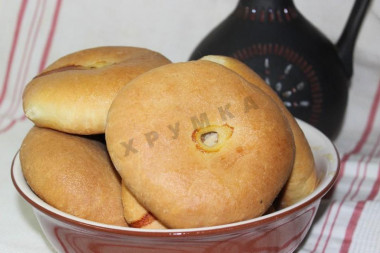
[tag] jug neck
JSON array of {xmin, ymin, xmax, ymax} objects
[{"xmin": 237, "ymin": 0, "xmax": 296, "ymax": 9}]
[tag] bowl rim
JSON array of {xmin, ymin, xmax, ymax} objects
[{"xmin": 11, "ymin": 121, "xmax": 340, "ymax": 238}]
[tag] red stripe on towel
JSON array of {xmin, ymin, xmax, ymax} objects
[
  {"xmin": 0, "ymin": 0, "xmax": 28, "ymax": 105},
  {"xmin": 38, "ymin": 0, "xmax": 62, "ymax": 72},
  {"xmin": 311, "ymin": 80, "xmax": 380, "ymax": 252},
  {"xmin": 350, "ymin": 134, "xmax": 380, "ymax": 201},
  {"xmin": 336, "ymin": 80, "xmax": 380, "ymax": 187},
  {"xmin": 0, "ymin": 0, "xmax": 44, "ymax": 129},
  {"xmin": 339, "ymin": 201, "xmax": 366, "ymax": 253},
  {"xmin": 340, "ymin": 134, "xmax": 380, "ymax": 253},
  {"xmin": 0, "ymin": 0, "xmax": 62, "ymax": 134},
  {"xmin": 322, "ymin": 81, "xmax": 380, "ymax": 252}
]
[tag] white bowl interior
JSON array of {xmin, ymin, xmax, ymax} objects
[{"xmin": 12, "ymin": 120, "xmax": 339, "ymax": 233}]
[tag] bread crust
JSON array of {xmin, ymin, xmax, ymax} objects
[
  {"xmin": 22, "ymin": 46, "xmax": 171, "ymax": 135},
  {"xmin": 106, "ymin": 60, "xmax": 295, "ymax": 228},
  {"xmin": 200, "ymin": 55, "xmax": 318, "ymax": 207},
  {"xmin": 20, "ymin": 126, "xmax": 128, "ymax": 226}
]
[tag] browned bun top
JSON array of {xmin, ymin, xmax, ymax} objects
[
  {"xmin": 19, "ymin": 126, "xmax": 128, "ymax": 227},
  {"xmin": 106, "ymin": 60, "xmax": 295, "ymax": 228},
  {"xmin": 201, "ymin": 55, "xmax": 317, "ymax": 208},
  {"xmin": 22, "ymin": 46, "xmax": 171, "ymax": 135}
]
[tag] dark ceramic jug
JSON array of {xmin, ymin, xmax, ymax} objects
[{"xmin": 189, "ymin": 0, "xmax": 371, "ymax": 139}]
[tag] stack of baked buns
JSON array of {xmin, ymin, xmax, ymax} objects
[{"xmin": 20, "ymin": 46, "xmax": 317, "ymax": 229}]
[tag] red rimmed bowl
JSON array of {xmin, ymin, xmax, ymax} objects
[{"xmin": 11, "ymin": 120, "xmax": 339, "ymax": 253}]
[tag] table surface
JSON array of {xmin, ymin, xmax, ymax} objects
[{"xmin": 1, "ymin": 1, "xmax": 379, "ymax": 252}]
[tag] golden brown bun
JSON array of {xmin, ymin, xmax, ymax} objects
[
  {"xmin": 121, "ymin": 181, "xmax": 167, "ymax": 229},
  {"xmin": 201, "ymin": 55, "xmax": 317, "ymax": 207},
  {"xmin": 106, "ymin": 60, "xmax": 295, "ymax": 228},
  {"xmin": 19, "ymin": 126, "xmax": 128, "ymax": 227},
  {"xmin": 23, "ymin": 46, "xmax": 171, "ymax": 135}
]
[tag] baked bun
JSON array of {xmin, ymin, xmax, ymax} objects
[
  {"xmin": 200, "ymin": 55, "xmax": 317, "ymax": 207},
  {"xmin": 22, "ymin": 46, "xmax": 171, "ymax": 135},
  {"xmin": 19, "ymin": 126, "xmax": 128, "ymax": 227},
  {"xmin": 121, "ymin": 181, "xmax": 167, "ymax": 229},
  {"xmin": 106, "ymin": 60, "xmax": 295, "ymax": 228}
]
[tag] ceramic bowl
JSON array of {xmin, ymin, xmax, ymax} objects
[{"xmin": 11, "ymin": 120, "xmax": 339, "ymax": 253}]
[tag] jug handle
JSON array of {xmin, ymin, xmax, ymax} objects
[{"xmin": 336, "ymin": 0, "xmax": 372, "ymax": 78}]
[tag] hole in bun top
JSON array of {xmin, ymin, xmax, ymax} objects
[
  {"xmin": 192, "ymin": 124, "xmax": 234, "ymax": 152},
  {"xmin": 201, "ymin": 132, "xmax": 218, "ymax": 147}
]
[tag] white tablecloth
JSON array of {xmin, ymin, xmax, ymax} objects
[{"xmin": 1, "ymin": 0, "xmax": 379, "ymax": 252}]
